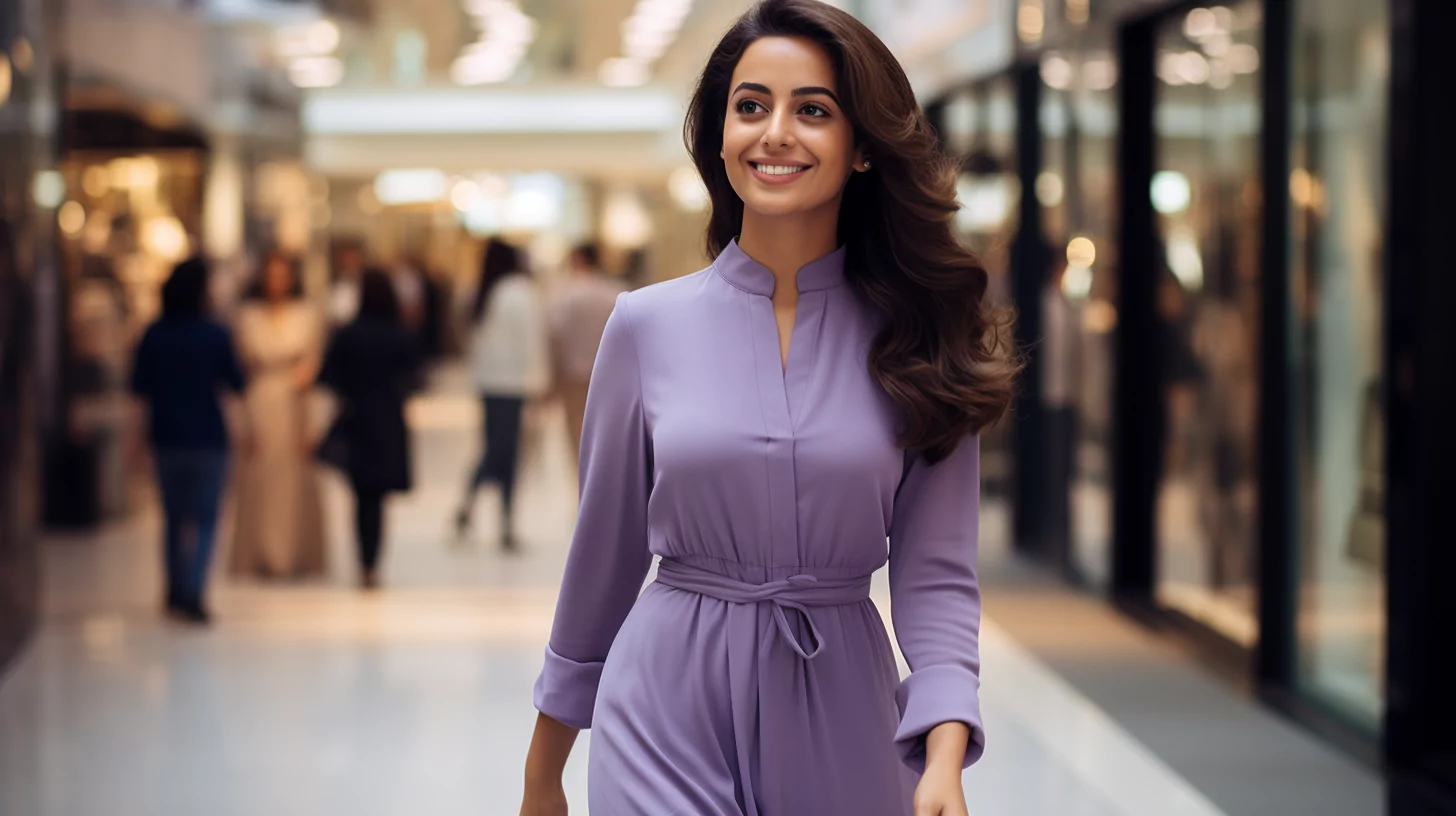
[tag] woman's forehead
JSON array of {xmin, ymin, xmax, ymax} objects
[{"xmin": 731, "ymin": 36, "xmax": 837, "ymax": 91}]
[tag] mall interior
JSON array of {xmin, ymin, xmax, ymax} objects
[{"xmin": 1, "ymin": 0, "xmax": 1454, "ymax": 813}]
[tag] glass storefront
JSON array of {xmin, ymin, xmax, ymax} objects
[
  {"xmin": 927, "ymin": 0, "xmax": 1409, "ymax": 776},
  {"xmin": 0, "ymin": 0, "xmax": 60, "ymax": 667},
  {"xmin": 1289, "ymin": 0, "xmax": 1389, "ymax": 732},
  {"xmin": 1039, "ymin": 37, "xmax": 1119, "ymax": 588},
  {"xmin": 1151, "ymin": 1, "xmax": 1264, "ymax": 647},
  {"xmin": 941, "ymin": 78, "xmax": 1019, "ymax": 509}
]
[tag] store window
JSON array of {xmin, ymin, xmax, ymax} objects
[
  {"xmin": 1039, "ymin": 39, "xmax": 1119, "ymax": 588},
  {"xmin": 942, "ymin": 78, "xmax": 1019, "ymax": 507},
  {"xmin": 1151, "ymin": 1, "xmax": 1264, "ymax": 646},
  {"xmin": 1289, "ymin": 0, "xmax": 1388, "ymax": 732}
]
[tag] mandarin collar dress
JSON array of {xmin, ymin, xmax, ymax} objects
[{"xmin": 533, "ymin": 240, "xmax": 986, "ymax": 815}]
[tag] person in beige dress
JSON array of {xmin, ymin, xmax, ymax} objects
[
  {"xmin": 545, "ymin": 242, "xmax": 622, "ymax": 462},
  {"xmin": 230, "ymin": 252, "xmax": 327, "ymax": 578}
]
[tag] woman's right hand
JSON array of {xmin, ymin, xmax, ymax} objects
[{"xmin": 518, "ymin": 780, "xmax": 568, "ymax": 816}]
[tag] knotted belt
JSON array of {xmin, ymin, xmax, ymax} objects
[{"xmin": 653, "ymin": 558, "xmax": 873, "ymax": 660}]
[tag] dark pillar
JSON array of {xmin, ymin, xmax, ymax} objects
[
  {"xmin": 1111, "ymin": 14, "xmax": 1160, "ymax": 602},
  {"xmin": 1009, "ymin": 61, "xmax": 1048, "ymax": 561},
  {"xmin": 1387, "ymin": 0, "xmax": 1456, "ymax": 812},
  {"xmin": 1255, "ymin": 0, "xmax": 1296, "ymax": 691}
]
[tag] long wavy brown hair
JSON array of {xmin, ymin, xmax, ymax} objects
[{"xmin": 685, "ymin": 0, "xmax": 1020, "ymax": 463}]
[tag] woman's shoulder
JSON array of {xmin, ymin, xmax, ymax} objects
[{"xmin": 611, "ymin": 267, "xmax": 713, "ymax": 326}]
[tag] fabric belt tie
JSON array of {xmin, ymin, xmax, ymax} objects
[{"xmin": 654, "ymin": 558, "xmax": 872, "ymax": 660}]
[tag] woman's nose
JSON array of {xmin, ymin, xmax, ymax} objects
[{"xmin": 761, "ymin": 109, "xmax": 796, "ymax": 148}]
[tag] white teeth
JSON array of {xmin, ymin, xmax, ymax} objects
[{"xmin": 755, "ymin": 164, "xmax": 807, "ymax": 176}]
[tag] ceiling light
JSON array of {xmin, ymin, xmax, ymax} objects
[
  {"xmin": 1151, "ymin": 171, "xmax": 1192, "ymax": 215},
  {"xmin": 1018, "ymin": 0, "xmax": 1045, "ymax": 44},
  {"xmin": 600, "ymin": 57, "xmax": 650, "ymax": 88},
  {"xmin": 290, "ymin": 56, "xmax": 344, "ymax": 88},
  {"xmin": 275, "ymin": 20, "xmax": 340, "ymax": 59},
  {"xmin": 59, "ymin": 201, "xmax": 86, "ymax": 236},
  {"xmin": 1184, "ymin": 8, "xmax": 1216, "ymax": 40},
  {"xmin": 374, "ymin": 169, "xmax": 448, "ymax": 205},
  {"xmin": 1176, "ymin": 51, "xmax": 1210, "ymax": 84},
  {"xmin": 1066, "ymin": 236, "xmax": 1096, "ymax": 268},
  {"xmin": 1228, "ymin": 43, "xmax": 1260, "ymax": 74},
  {"xmin": 1036, "ymin": 172, "xmax": 1064, "ymax": 207},
  {"xmin": 1040, "ymin": 54, "xmax": 1073, "ymax": 90},
  {"xmin": 453, "ymin": 0, "xmax": 537, "ymax": 86},
  {"xmin": 308, "ymin": 20, "xmax": 340, "ymax": 53},
  {"xmin": 1063, "ymin": 264, "xmax": 1093, "ymax": 300},
  {"xmin": 32, "ymin": 170, "xmax": 64, "ymax": 208},
  {"xmin": 601, "ymin": 0, "xmax": 694, "ymax": 85},
  {"xmin": 451, "ymin": 179, "xmax": 483, "ymax": 211}
]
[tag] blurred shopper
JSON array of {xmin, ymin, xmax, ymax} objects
[
  {"xmin": 622, "ymin": 246, "xmax": 652, "ymax": 290},
  {"xmin": 455, "ymin": 239, "xmax": 550, "ymax": 551},
  {"xmin": 522, "ymin": 3, "xmax": 1016, "ymax": 814},
  {"xmin": 546, "ymin": 242, "xmax": 622, "ymax": 462},
  {"xmin": 317, "ymin": 269, "xmax": 419, "ymax": 590},
  {"xmin": 416, "ymin": 260, "xmax": 450, "ymax": 360},
  {"xmin": 1041, "ymin": 263, "xmax": 1082, "ymax": 567},
  {"xmin": 328, "ymin": 242, "xmax": 366, "ymax": 328},
  {"xmin": 229, "ymin": 252, "xmax": 327, "ymax": 580},
  {"xmin": 129, "ymin": 257, "xmax": 245, "ymax": 625},
  {"xmin": 392, "ymin": 258, "xmax": 426, "ymax": 332}
]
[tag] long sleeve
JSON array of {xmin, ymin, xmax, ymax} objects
[
  {"xmin": 533, "ymin": 292, "xmax": 653, "ymax": 729},
  {"xmin": 888, "ymin": 434, "xmax": 985, "ymax": 773}
]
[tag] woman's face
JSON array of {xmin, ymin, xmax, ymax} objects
[
  {"xmin": 721, "ymin": 36, "xmax": 866, "ymax": 220},
  {"xmin": 263, "ymin": 257, "xmax": 293, "ymax": 301}
]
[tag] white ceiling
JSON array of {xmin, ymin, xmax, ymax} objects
[{"xmin": 300, "ymin": 0, "xmax": 757, "ymax": 178}]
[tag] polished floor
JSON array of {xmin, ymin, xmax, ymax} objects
[{"xmin": 0, "ymin": 371, "xmax": 1376, "ymax": 815}]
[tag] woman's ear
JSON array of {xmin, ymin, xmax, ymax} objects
[{"xmin": 854, "ymin": 147, "xmax": 872, "ymax": 172}]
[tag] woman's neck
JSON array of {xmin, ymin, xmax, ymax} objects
[{"xmin": 737, "ymin": 203, "xmax": 840, "ymax": 300}]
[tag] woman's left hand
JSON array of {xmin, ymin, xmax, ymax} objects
[
  {"xmin": 915, "ymin": 721, "xmax": 972, "ymax": 816},
  {"xmin": 913, "ymin": 762, "xmax": 969, "ymax": 816}
]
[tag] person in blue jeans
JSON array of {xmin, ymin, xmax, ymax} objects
[{"xmin": 130, "ymin": 257, "xmax": 245, "ymax": 624}]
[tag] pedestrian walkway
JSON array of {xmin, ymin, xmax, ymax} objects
[{"xmin": 0, "ymin": 368, "xmax": 1375, "ymax": 816}]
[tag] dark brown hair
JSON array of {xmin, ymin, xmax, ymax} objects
[
  {"xmin": 358, "ymin": 268, "xmax": 400, "ymax": 324},
  {"xmin": 685, "ymin": 0, "xmax": 1019, "ymax": 463},
  {"xmin": 471, "ymin": 238, "xmax": 525, "ymax": 325},
  {"xmin": 245, "ymin": 250, "xmax": 304, "ymax": 301},
  {"xmin": 161, "ymin": 257, "xmax": 210, "ymax": 319}
]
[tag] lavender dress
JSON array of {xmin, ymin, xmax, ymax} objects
[{"xmin": 534, "ymin": 240, "xmax": 985, "ymax": 815}]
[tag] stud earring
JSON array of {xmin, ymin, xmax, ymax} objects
[{"xmin": 862, "ymin": 160, "xmax": 872, "ymax": 170}]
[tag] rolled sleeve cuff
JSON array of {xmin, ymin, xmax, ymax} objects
[
  {"xmin": 532, "ymin": 644, "xmax": 604, "ymax": 730},
  {"xmin": 893, "ymin": 663, "xmax": 986, "ymax": 773}
]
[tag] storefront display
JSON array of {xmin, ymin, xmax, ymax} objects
[
  {"xmin": 0, "ymin": 0, "xmax": 62, "ymax": 668},
  {"xmin": 1289, "ymin": 0, "xmax": 1388, "ymax": 733},
  {"xmin": 1150, "ymin": 0, "xmax": 1265, "ymax": 647}
]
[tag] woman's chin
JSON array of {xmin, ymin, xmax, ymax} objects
[{"xmin": 740, "ymin": 193, "xmax": 838, "ymax": 221}]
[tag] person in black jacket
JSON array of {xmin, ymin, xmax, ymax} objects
[
  {"xmin": 318, "ymin": 269, "xmax": 419, "ymax": 589},
  {"xmin": 130, "ymin": 257, "xmax": 246, "ymax": 624}
]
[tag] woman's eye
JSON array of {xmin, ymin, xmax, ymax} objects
[
  {"xmin": 800, "ymin": 103, "xmax": 830, "ymax": 117},
  {"xmin": 736, "ymin": 99, "xmax": 766, "ymax": 114}
]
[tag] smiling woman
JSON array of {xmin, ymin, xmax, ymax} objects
[
  {"xmin": 687, "ymin": 3, "xmax": 1019, "ymax": 461},
  {"xmin": 522, "ymin": 3, "xmax": 1018, "ymax": 815}
]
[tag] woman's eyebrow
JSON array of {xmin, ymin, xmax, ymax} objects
[
  {"xmin": 732, "ymin": 81, "xmax": 772, "ymax": 96},
  {"xmin": 792, "ymin": 86, "xmax": 841, "ymax": 105},
  {"xmin": 731, "ymin": 81, "xmax": 841, "ymax": 106}
]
